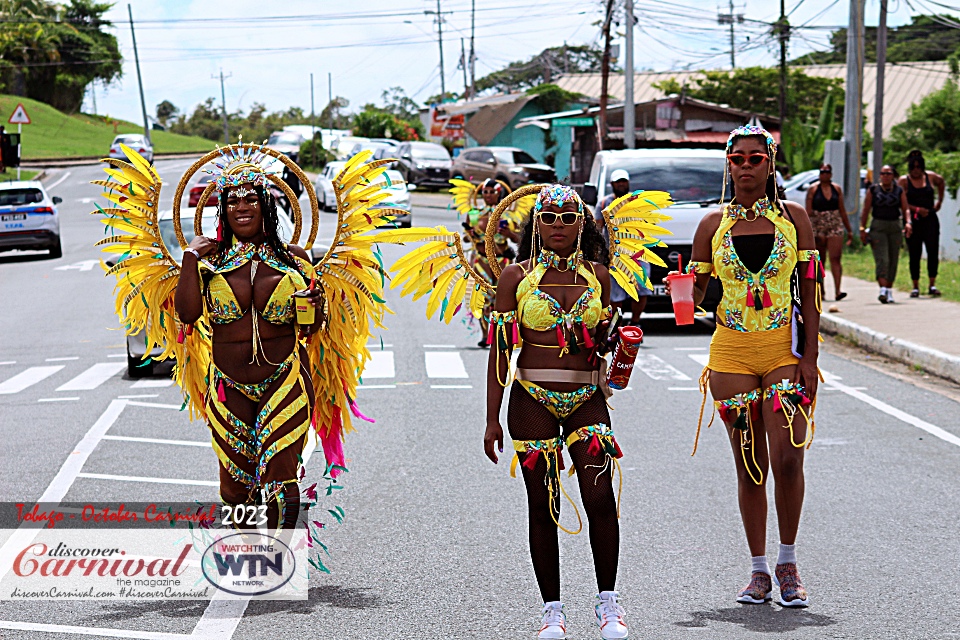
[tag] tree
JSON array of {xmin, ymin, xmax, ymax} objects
[
  {"xmin": 351, "ymin": 104, "xmax": 423, "ymax": 141},
  {"xmin": 156, "ymin": 100, "xmax": 179, "ymax": 128},
  {"xmin": 475, "ymin": 44, "xmax": 609, "ymax": 94},
  {"xmin": 782, "ymin": 91, "xmax": 838, "ymax": 173},
  {"xmin": 793, "ymin": 14, "xmax": 960, "ymax": 65},
  {"xmin": 319, "ymin": 96, "xmax": 351, "ymax": 129},
  {"xmin": 381, "ymin": 86, "xmax": 420, "ymax": 121},
  {"xmin": 887, "ymin": 78, "xmax": 960, "ymax": 157}
]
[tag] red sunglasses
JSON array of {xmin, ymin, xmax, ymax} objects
[{"xmin": 727, "ymin": 152, "xmax": 769, "ymax": 167}]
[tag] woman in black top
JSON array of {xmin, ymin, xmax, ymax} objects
[
  {"xmin": 898, "ymin": 150, "xmax": 945, "ymax": 297},
  {"xmin": 860, "ymin": 165, "xmax": 911, "ymax": 304},
  {"xmin": 805, "ymin": 163, "xmax": 852, "ymax": 300}
]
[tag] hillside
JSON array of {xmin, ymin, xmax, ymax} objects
[{"xmin": 0, "ymin": 95, "xmax": 216, "ymax": 159}]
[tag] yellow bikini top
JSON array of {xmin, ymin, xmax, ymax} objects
[
  {"xmin": 516, "ymin": 250, "xmax": 605, "ymax": 332},
  {"xmin": 203, "ymin": 242, "xmax": 311, "ymax": 325},
  {"xmin": 687, "ymin": 198, "xmax": 819, "ymax": 333}
]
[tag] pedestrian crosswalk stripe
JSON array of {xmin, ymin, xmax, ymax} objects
[
  {"xmin": 102, "ymin": 434, "xmax": 210, "ymax": 447},
  {"xmin": 425, "ymin": 351, "xmax": 468, "ymax": 378},
  {"xmin": 131, "ymin": 378, "xmax": 175, "ymax": 388},
  {"xmin": 0, "ymin": 361, "xmax": 15, "ymax": 366},
  {"xmin": 688, "ymin": 353, "xmax": 710, "ymax": 367},
  {"xmin": 633, "ymin": 354, "xmax": 692, "ymax": 381},
  {"xmin": 0, "ymin": 366, "xmax": 64, "ymax": 394},
  {"xmin": 77, "ymin": 472, "xmax": 219, "ymax": 487},
  {"xmin": 363, "ymin": 351, "xmax": 395, "ymax": 378},
  {"xmin": 358, "ymin": 384, "xmax": 396, "ymax": 389},
  {"xmin": 38, "ymin": 397, "xmax": 78, "ymax": 402},
  {"xmin": 45, "ymin": 356, "xmax": 78, "ymax": 362},
  {"xmin": 430, "ymin": 384, "xmax": 472, "ymax": 389},
  {"xmin": 56, "ymin": 362, "xmax": 126, "ymax": 391}
]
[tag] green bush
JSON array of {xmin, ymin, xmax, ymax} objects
[{"xmin": 298, "ymin": 136, "xmax": 334, "ymax": 172}]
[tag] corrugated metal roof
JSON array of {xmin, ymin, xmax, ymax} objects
[{"xmin": 555, "ymin": 62, "xmax": 951, "ymax": 137}]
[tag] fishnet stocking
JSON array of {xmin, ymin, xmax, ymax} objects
[{"xmin": 507, "ymin": 382, "xmax": 619, "ymax": 601}]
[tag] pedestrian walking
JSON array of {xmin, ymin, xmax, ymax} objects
[
  {"xmin": 805, "ymin": 163, "xmax": 852, "ymax": 300},
  {"xmin": 899, "ymin": 150, "xmax": 945, "ymax": 297},
  {"xmin": 860, "ymin": 165, "xmax": 911, "ymax": 304},
  {"xmin": 669, "ymin": 125, "xmax": 823, "ymax": 608}
]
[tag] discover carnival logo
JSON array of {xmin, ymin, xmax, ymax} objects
[{"xmin": 201, "ymin": 533, "xmax": 295, "ymax": 596}]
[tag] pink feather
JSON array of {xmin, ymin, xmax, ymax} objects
[
  {"xmin": 321, "ymin": 408, "xmax": 346, "ymax": 479},
  {"xmin": 349, "ymin": 398, "xmax": 375, "ymax": 423}
]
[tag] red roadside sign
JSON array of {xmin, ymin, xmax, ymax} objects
[{"xmin": 8, "ymin": 103, "xmax": 31, "ymax": 125}]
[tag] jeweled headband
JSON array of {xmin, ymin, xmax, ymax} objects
[
  {"xmin": 727, "ymin": 124, "xmax": 777, "ymax": 155},
  {"xmin": 202, "ymin": 135, "xmax": 273, "ymax": 192},
  {"xmin": 533, "ymin": 184, "xmax": 584, "ymax": 215}
]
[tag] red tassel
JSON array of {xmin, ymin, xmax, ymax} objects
[
  {"xmin": 762, "ymin": 283, "xmax": 773, "ymax": 308},
  {"xmin": 487, "ymin": 321, "xmax": 495, "ymax": 345},
  {"xmin": 612, "ymin": 439, "xmax": 624, "ymax": 458},
  {"xmin": 177, "ymin": 327, "xmax": 185, "ymax": 344},
  {"xmin": 185, "ymin": 323, "xmax": 194, "ymax": 336},
  {"xmin": 587, "ymin": 434, "xmax": 602, "ymax": 456},
  {"xmin": 805, "ymin": 258, "xmax": 817, "ymax": 279},
  {"xmin": 216, "ymin": 219, "xmax": 224, "ymax": 242},
  {"xmin": 719, "ymin": 406, "xmax": 731, "ymax": 423},
  {"xmin": 521, "ymin": 451, "xmax": 539, "ymax": 470},
  {"xmin": 557, "ymin": 451, "xmax": 565, "ymax": 471},
  {"xmin": 217, "ymin": 381, "xmax": 226, "ymax": 402},
  {"xmin": 750, "ymin": 401, "xmax": 761, "ymax": 421},
  {"xmin": 556, "ymin": 325, "xmax": 566, "ymax": 349},
  {"xmin": 772, "ymin": 392, "xmax": 783, "ymax": 412},
  {"xmin": 581, "ymin": 323, "xmax": 595, "ymax": 348},
  {"xmin": 511, "ymin": 320, "xmax": 519, "ymax": 345},
  {"xmin": 746, "ymin": 287, "xmax": 755, "ymax": 308},
  {"xmin": 800, "ymin": 393, "xmax": 812, "ymax": 406}
]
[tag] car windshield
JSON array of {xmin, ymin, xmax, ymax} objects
[
  {"xmin": 411, "ymin": 145, "xmax": 449, "ymax": 160},
  {"xmin": 605, "ymin": 157, "xmax": 725, "ymax": 204},
  {"xmin": 495, "ymin": 150, "xmax": 537, "ymax": 164},
  {"xmin": 783, "ymin": 170, "xmax": 818, "ymax": 191},
  {"xmin": 267, "ymin": 133, "xmax": 302, "ymax": 146},
  {"xmin": 0, "ymin": 188, "xmax": 43, "ymax": 206},
  {"xmin": 115, "ymin": 136, "xmax": 145, "ymax": 145}
]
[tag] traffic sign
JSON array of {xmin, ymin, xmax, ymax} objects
[
  {"xmin": 8, "ymin": 103, "xmax": 31, "ymax": 125},
  {"xmin": 551, "ymin": 117, "xmax": 594, "ymax": 128}
]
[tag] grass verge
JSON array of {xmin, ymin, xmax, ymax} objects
[
  {"xmin": 0, "ymin": 95, "xmax": 215, "ymax": 159},
  {"xmin": 0, "ymin": 169, "xmax": 39, "ymax": 183},
  {"xmin": 842, "ymin": 243, "xmax": 960, "ymax": 303}
]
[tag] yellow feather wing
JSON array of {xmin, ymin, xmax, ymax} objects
[
  {"xmin": 93, "ymin": 144, "xmax": 210, "ymax": 420},
  {"xmin": 603, "ymin": 190, "xmax": 674, "ymax": 298},
  {"xmin": 448, "ymin": 178, "xmax": 477, "ymax": 216}
]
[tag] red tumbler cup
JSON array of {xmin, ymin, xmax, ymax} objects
[
  {"xmin": 666, "ymin": 272, "xmax": 696, "ymax": 325},
  {"xmin": 606, "ymin": 326, "xmax": 644, "ymax": 391}
]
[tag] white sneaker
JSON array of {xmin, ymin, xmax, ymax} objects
[
  {"xmin": 886, "ymin": 289, "xmax": 895, "ymax": 303},
  {"xmin": 594, "ymin": 591, "xmax": 629, "ymax": 639},
  {"xmin": 538, "ymin": 601, "xmax": 566, "ymax": 639}
]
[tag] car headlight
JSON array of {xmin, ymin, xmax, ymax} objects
[
  {"xmin": 415, "ymin": 163, "xmax": 425, "ymax": 170},
  {"xmin": 509, "ymin": 167, "xmax": 527, "ymax": 175}
]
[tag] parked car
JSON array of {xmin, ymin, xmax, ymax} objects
[
  {"xmin": 188, "ymin": 174, "xmax": 219, "ymax": 208},
  {"xmin": 451, "ymin": 146, "xmax": 556, "ymax": 189},
  {"xmin": 330, "ymin": 136, "xmax": 369, "ymax": 160},
  {"xmin": 371, "ymin": 170, "xmax": 411, "ymax": 227},
  {"xmin": 126, "ymin": 208, "xmax": 310, "ymax": 377},
  {"xmin": 395, "ymin": 141, "xmax": 452, "ymax": 190},
  {"xmin": 348, "ymin": 140, "xmax": 396, "ymax": 160},
  {"xmin": 266, "ymin": 131, "xmax": 306, "ymax": 162},
  {"xmin": 108, "ymin": 134, "xmax": 153, "ymax": 163},
  {"xmin": 0, "ymin": 180, "xmax": 62, "ymax": 258},
  {"xmin": 783, "ymin": 168, "xmax": 868, "ymax": 206},
  {"xmin": 315, "ymin": 161, "xmax": 347, "ymax": 212},
  {"xmin": 582, "ymin": 149, "xmax": 727, "ymax": 314}
]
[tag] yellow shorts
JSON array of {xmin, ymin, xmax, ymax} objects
[{"xmin": 707, "ymin": 324, "xmax": 799, "ymax": 378}]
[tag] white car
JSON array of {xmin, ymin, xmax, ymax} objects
[
  {"xmin": 124, "ymin": 208, "xmax": 312, "ymax": 377},
  {"xmin": 784, "ymin": 168, "xmax": 868, "ymax": 206},
  {"xmin": 330, "ymin": 136, "xmax": 369, "ymax": 160},
  {"xmin": 0, "ymin": 181, "xmax": 62, "ymax": 258},
  {"xmin": 108, "ymin": 134, "xmax": 153, "ymax": 163},
  {"xmin": 315, "ymin": 161, "xmax": 347, "ymax": 212}
]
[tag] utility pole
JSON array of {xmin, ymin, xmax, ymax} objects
[
  {"xmin": 469, "ymin": 0, "xmax": 476, "ymax": 100},
  {"xmin": 460, "ymin": 38, "xmax": 469, "ymax": 97},
  {"xmin": 431, "ymin": 0, "xmax": 446, "ymax": 99},
  {"xmin": 842, "ymin": 0, "xmax": 865, "ymax": 215},
  {"xmin": 213, "ymin": 68, "xmax": 232, "ymax": 145},
  {"xmin": 717, "ymin": 1, "xmax": 745, "ymax": 69},
  {"xmin": 624, "ymin": 0, "xmax": 636, "ymax": 149},
  {"xmin": 127, "ymin": 4, "xmax": 151, "ymax": 145},
  {"xmin": 873, "ymin": 0, "xmax": 888, "ymax": 184},
  {"xmin": 90, "ymin": 81, "xmax": 97, "ymax": 116},
  {"xmin": 310, "ymin": 73, "xmax": 316, "ymax": 168},
  {"xmin": 598, "ymin": 0, "xmax": 615, "ymax": 150},
  {"xmin": 777, "ymin": 0, "xmax": 789, "ymax": 129},
  {"xmin": 328, "ymin": 72, "xmax": 333, "ymax": 131}
]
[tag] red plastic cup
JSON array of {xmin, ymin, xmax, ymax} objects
[{"xmin": 666, "ymin": 272, "xmax": 696, "ymax": 325}]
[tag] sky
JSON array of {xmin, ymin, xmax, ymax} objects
[{"xmin": 89, "ymin": 0, "xmax": 931, "ymax": 127}]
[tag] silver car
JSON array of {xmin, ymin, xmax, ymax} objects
[
  {"xmin": 108, "ymin": 134, "xmax": 153, "ymax": 163},
  {"xmin": 315, "ymin": 161, "xmax": 347, "ymax": 212},
  {"xmin": 0, "ymin": 180, "xmax": 63, "ymax": 258}
]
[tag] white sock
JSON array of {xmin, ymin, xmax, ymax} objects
[
  {"xmin": 777, "ymin": 543, "xmax": 797, "ymax": 566},
  {"xmin": 880, "ymin": 286, "xmax": 887, "ymax": 295},
  {"xmin": 751, "ymin": 555, "xmax": 770, "ymax": 576}
]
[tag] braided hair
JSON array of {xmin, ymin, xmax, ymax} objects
[
  {"xmin": 516, "ymin": 205, "xmax": 610, "ymax": 266},
  {"xmin": 907, "ymin": 149, "xmax": 926, "ymax": 172},
  {"xmin": 728, "ymin": 133, "xmax": 787, "ymax": 212},
  {"xmin": 215, "ymin": 184, "xmax": 303, "ymax": 274}
]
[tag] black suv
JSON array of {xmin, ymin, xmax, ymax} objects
[{"xmin": 396, "ymin": 141, "xmax": 452, "ymax": 189}]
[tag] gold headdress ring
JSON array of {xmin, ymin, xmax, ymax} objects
[
  {"xmin": 470, "ymin": 179, "xmax": 512, "ymax": 210},
  {"xmin": 172, "ymin": 141, "xmax": 319, "ymax": 250},
  {"xmin": 484, "ymin": 183, "xmax": 549, "ymax": 277}
]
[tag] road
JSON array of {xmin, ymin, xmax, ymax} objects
[{"xmin": 0, "ymin": 159, "xmax": 958, "ymax": 639}]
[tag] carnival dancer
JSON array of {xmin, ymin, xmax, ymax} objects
[
  {"xmin": 95, "ymin": 143, "xmax": 402, "ymax": 534},
  {"xmin": 670, "ymin": 125, "xmax": 822, "ymax": 608},
  {"xmin": 374, "ymin": 184, "xmax": 672, "ymax": 639},
  {"xmin": 899, "ymin": 150, "xmax": 946, "ymax": 298}
]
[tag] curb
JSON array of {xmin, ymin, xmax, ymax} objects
[
  {"xmin": 21, "ymin": 152, "xmax": 211, "ymax": 168},
  {"xmin": 820, "ymin": 313, "xmax": 960, "ymax": 385}
]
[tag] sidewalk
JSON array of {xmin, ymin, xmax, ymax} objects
[{"xmin": 820, "ymin": 274, "xmax": 960, "ymax": 383}]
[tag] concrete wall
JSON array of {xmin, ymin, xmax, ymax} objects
[{"xmin": 936, "ymin": 192, "xmax": 960, "ymax": 262}]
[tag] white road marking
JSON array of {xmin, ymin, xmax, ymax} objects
[
  {"xmin": 118, "ymin": 393, "xmax": 159, "ymax": 399},
  {"xmin": 358, "ymin": 384, "xmax": 396, "ymax": 389},
  {"xmin": 44, "ymin": 170, "xmax": 71, "ymax": 189},
  {"xmin": 362, "ymin": 350, "xmax": 395, "ymax": 378},
  {"xmin": 107, "ymin": 353, "xmax": 126, "ymax": 358},
  {"xmin": 56, "ymin": 362, "xmax": 125, "ymax": 391},
  {"xmin": 45, "ymin": 356, "xmax": 78, "ymax": 361},
  {"xmin": 102, "ymin": 435, "xmax": 210, "ymax": 447},
  {"xmin": 366, "ymin": 343, "xmax": 393, "ymax": 348},
  {"xmin": 0, "ymin": 365, "xmax": 64, "ymax": 394},
  {"xmin": 822, "ymin": 386, "xmax": 867, "ymax": 391},
  {"xmin": 821, "ymin": 373, "xmax": 960, "ymax": 449},
  {"xmin": 0, "ymin": 361, "xmax": 15, "ymax": 365},
  {"xmin": 634, "ymin": 353, "xmax": 691, "ymax": 381},
  {"xmin": 688, "ymin": 353, "xmax": 710, "ymax": 367},
  {"xmin": 425, "ymin": 351, "xmax": 469, "ymax": 378},
  {"xmin": 0, "ymin": 621, "xmax": 189, "ymax": 639},
  {"xmin": 674, "ymin": 347, "xmax": 706, "ymax": 351},
  {"xmin": 131, "ymin": 378, "xmax": 175, "ymax": 388},
  {"xmin": 77, "ymin": 472, "xmax": 219, "ymax": 487},
  {"xmin": 126, "ymin": 400, "xmax": 182, "ymax": 410},
  {"xmin": 431, "ymin": 384, "xmax": 473, "ymax": 389},
  {"xmin": 53, "ymin": 259, "xmax": 99, "ymax": 272},
  {"xmin": 668, "ymin": 387, "xmax": 700, "ymax": 391},
  {"xmin": 38, "ymin": 397, "xmax": 78, "ymax": 402},
  {"xmin": 423, "ymin": 344, "xmax": 456, "ymax": 348}
]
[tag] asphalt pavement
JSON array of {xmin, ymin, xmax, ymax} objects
[{"xmin": 0, "ymin": 161, "xmax": 958, "ymax": 639}]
